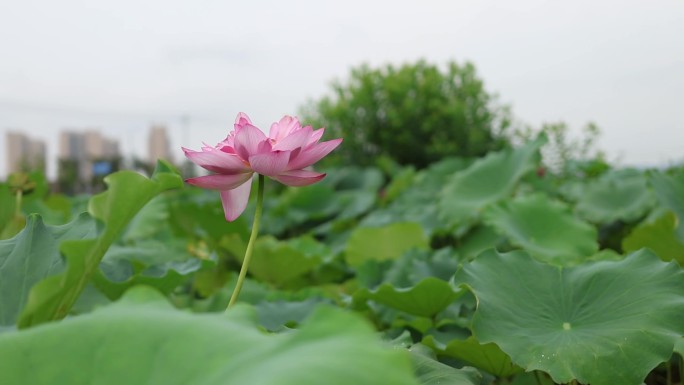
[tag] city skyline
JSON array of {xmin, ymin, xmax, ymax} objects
[
  {"xmin": 148, "ymin": 124, "xmax": 173, "ymax": 165},
  {"xmin": 59, "ymin": 129, "xmax": 120, "ymax": 188},
  {"xmin": 5, "ymin": 131, "xmax": 46, "ymax": 175},
  {"xmin": 3, "ymin": 124, "xmax": 175, "ymax": 180}
]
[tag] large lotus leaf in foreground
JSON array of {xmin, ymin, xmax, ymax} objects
[
  {"xmin": 18, "ymin": 161, "xmax": 183, "ymax": 328},
  {"xmin": 0, "ymin": 214, "xmax": 96, "ymax": 328},
  {"xmin": 454, "ymin": 249, "xmax": 684, "ymax": 385},
  {"xmin": 483, "ymin": 194, "xmax": 597, "ymax": 265},
  {"xmin": 439, "ymin": 135, "xmax": 544, "ymax": 229},
  {"xmin": 0, "ymin": 286, "xmax": 418, "ymax": 385}
]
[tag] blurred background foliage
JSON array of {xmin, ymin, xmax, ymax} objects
[
  {"xmin": 301, "ymin": 60, "xmax": 512, "ymax": 169},
  {"xmin": 301, "ymin": 59, "xmax": 610, "ymax": 179}
]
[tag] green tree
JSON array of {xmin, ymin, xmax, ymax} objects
[
  {"xmin": 57, "ymin": 158, "xmax": 81, "ymax": 195},
  {"xmin": 301, "ymin": 60, "xmax": 511, "ymax": 168}
]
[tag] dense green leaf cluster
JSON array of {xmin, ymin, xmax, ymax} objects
[
  {"xmin": 301, "ymin": 60, "xmax": 511, "ymax": 168},
  {"xmin": 1, "ymin": 148, "xmax": 684, "ymax": 385}
]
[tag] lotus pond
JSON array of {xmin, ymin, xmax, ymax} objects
[{"xmin": 1, "ymin": 135, "xmax": 683, "ymax": 385}]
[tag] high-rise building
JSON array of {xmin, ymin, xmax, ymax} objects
[
  {"xmin": 60, "ymin": 130, "xmax": 119, "ymax": 159},
  {"xmin": 5, "ymin": 131, "xmax": 46, "ymax": 174},
  {"xmin": 59, "ymin": 131, "xmax": 84, "ymax": 159},
  {"xmin": 148, "ymin": 124, "xmax": 172, "ymax": 164},
  {"xmin": 57, "ymin": 129, "xmax": 120, "ymax": 193}
]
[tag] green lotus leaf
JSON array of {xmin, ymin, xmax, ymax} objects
[
  {"xmin": 262, "ymin": 183, "xmax": 339, "ymax": 235},
  {"xmin": 254, "ymin": 297, "xmax": 331, "ymax": 331},
  {"xmin": 483, "ymin": 194, "xmax": 598, "ymax": 265},
  {"xmin": 18, "ymin": 160, "xmax": 183, "ymax": 328},
  {"xmin": 383, "ymin": 248, "xmax": 460, "ymax": 288},
  {"xmin": 286, "ymin": 235, "xmax": 334, "ymax": 262},
  {"xmin": 120, "ymin": 195, "xmax": 171, "ymax": 242},
  {"xmin": 509, "ymin": 372, "xmax": 555, "ymax": 385},
  {"xmin": 94, "ymin": 239, "xmax": 205, "ymax": 299},
  {"xmin": 391, "ymin": 332, "xmax": 481, "ymax": 385},
  {"xmin": 70, "ymin": 283, "xmax": 111, "ymax": 315},
  {"xmin": 382, "ymin": 166, "xmax": 417, "ymax": 203},
  {"xmin": 355, "ymin": 277, "xmax": 463, "ymax": 318},
  {"xmin": 675, "ymin": 338, "xmax": 684, "ymax": 357},
  {"xmin": 3, "ymin": 174, "xmax": 67, "ymax": 235},
  {"xmin": 168, "ymin": 190, "xmax": 250, "ymax": 245},
  {"xmin": 650, "ymin": 172, "xmax": 684, "ymax": 242},
  {"xmin": 0, "ymin": 214, "xmax": 96, "ymax": 328},
  {"xmin": 0, "ymin": 184, "xmax": 15, "ymax": 231},
  {"xmin": 0, "ymin": 213, "xmax": 25, "ymax": 240},
  {"xmin": 457, "ymin": 225, "xmax": 505, "ymax": 261},
  {"xmin": 422, "ymin": 335, "xmax": 522, "ymax": 377},
  {"xmin": 623, "ymin": 211, "xmax": 684, "ymax": 264},
  {"xmin": 334, "ymin": 190, "xmax": 377, "ymax": 220},
  {"xmin": 0, "ymin": 286, "xmax": 418, "ymax": 385},
  {"xmin": 322, "ymin": 166, "xmax": 384, "ymax": 192},
  {"xmin": 225, "ymin": 234, "xmax": 334, "ymax": 290},
  {"xmin": 0, "ymin": 183, "xmax": 24, "ymax": 240},
  {"xmin": 360, "ymin": 200, "xmax": 443, "ymax": 234},
  {"xmin": 439, "ymin": 135, "xmax": 545, "ymax": 229},
  {"xmin": 454, "ymin": 249, "xmax": 684, "ymax": 385},
  {"xmin": 21, "ymin": 193, "xmax": 73, "ymax": 226},
  {"xmin": 361, "ymin": 158, "xmax": 470, "ymax": 234},
  {"xmin": 234, "ymin": 235, "xmax": 322, "ymax": 288},
  {"xmin": 410, "ymin": 344, "xmax": 482, "ymax": 385},
  {"xmin": 345, "ymin": 222, "xmax": 429, "ymax": 267},
  {"xmin": 422, "ymin": 159, "xmax": 468, "ymax": 181},
  {"xmin": 558, "ymin": 180, "xmax": 586, "ymax": 203},
  {"xmin": 587, "ymin": 248, "xmax": 623, "ymax": 262},
  {"xmin": 15, "ymin": 170, "xmax": 50, "ymax": 204},
  {"xmin": 186, "ymin": 274, "xmax": 299, "ymax": 313},
  {"xmin": 574, "ymin": 173, "xmax": 655, "ymax": 223}
]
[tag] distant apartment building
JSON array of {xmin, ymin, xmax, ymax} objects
[
  {"xmin": 5, "ymin": 131, "xmax": 46, "ymax": 174},
  {"xmin": 148, "ymin": 125, "xmax": 172, "ymax": 164},
  {"xmin": 58, "ymin": 130, "xmax": 120, "ymax": 193}
]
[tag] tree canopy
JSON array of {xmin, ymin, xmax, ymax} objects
[{"xmin": 301, "ymin": 60, "xmax": 511, "ymax": 168}]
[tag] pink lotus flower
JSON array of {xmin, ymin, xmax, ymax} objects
[{"xmin": 183, "ymin": 113, "xmax": 342, "ymax": 221}]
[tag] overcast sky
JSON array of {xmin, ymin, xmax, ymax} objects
[{"xmin": 1, "ymin": 0, "xmax": 683, "ymax": 178}]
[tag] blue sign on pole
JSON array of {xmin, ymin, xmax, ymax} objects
[{"xmin": 92, "ymin": 161, "xmax": 112, "ymax": 176}]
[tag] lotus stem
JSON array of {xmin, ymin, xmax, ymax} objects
[
  {"xmin": 533, "ymin": 371, "xmax": 543, "ymax": 385},
  {"xmin": 227, "ymin": 174, "xmax": 264, "ymax": 309},
  {"xmin": 15, "ymin": 190, "xmax": 22, "ymax": 216}
]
